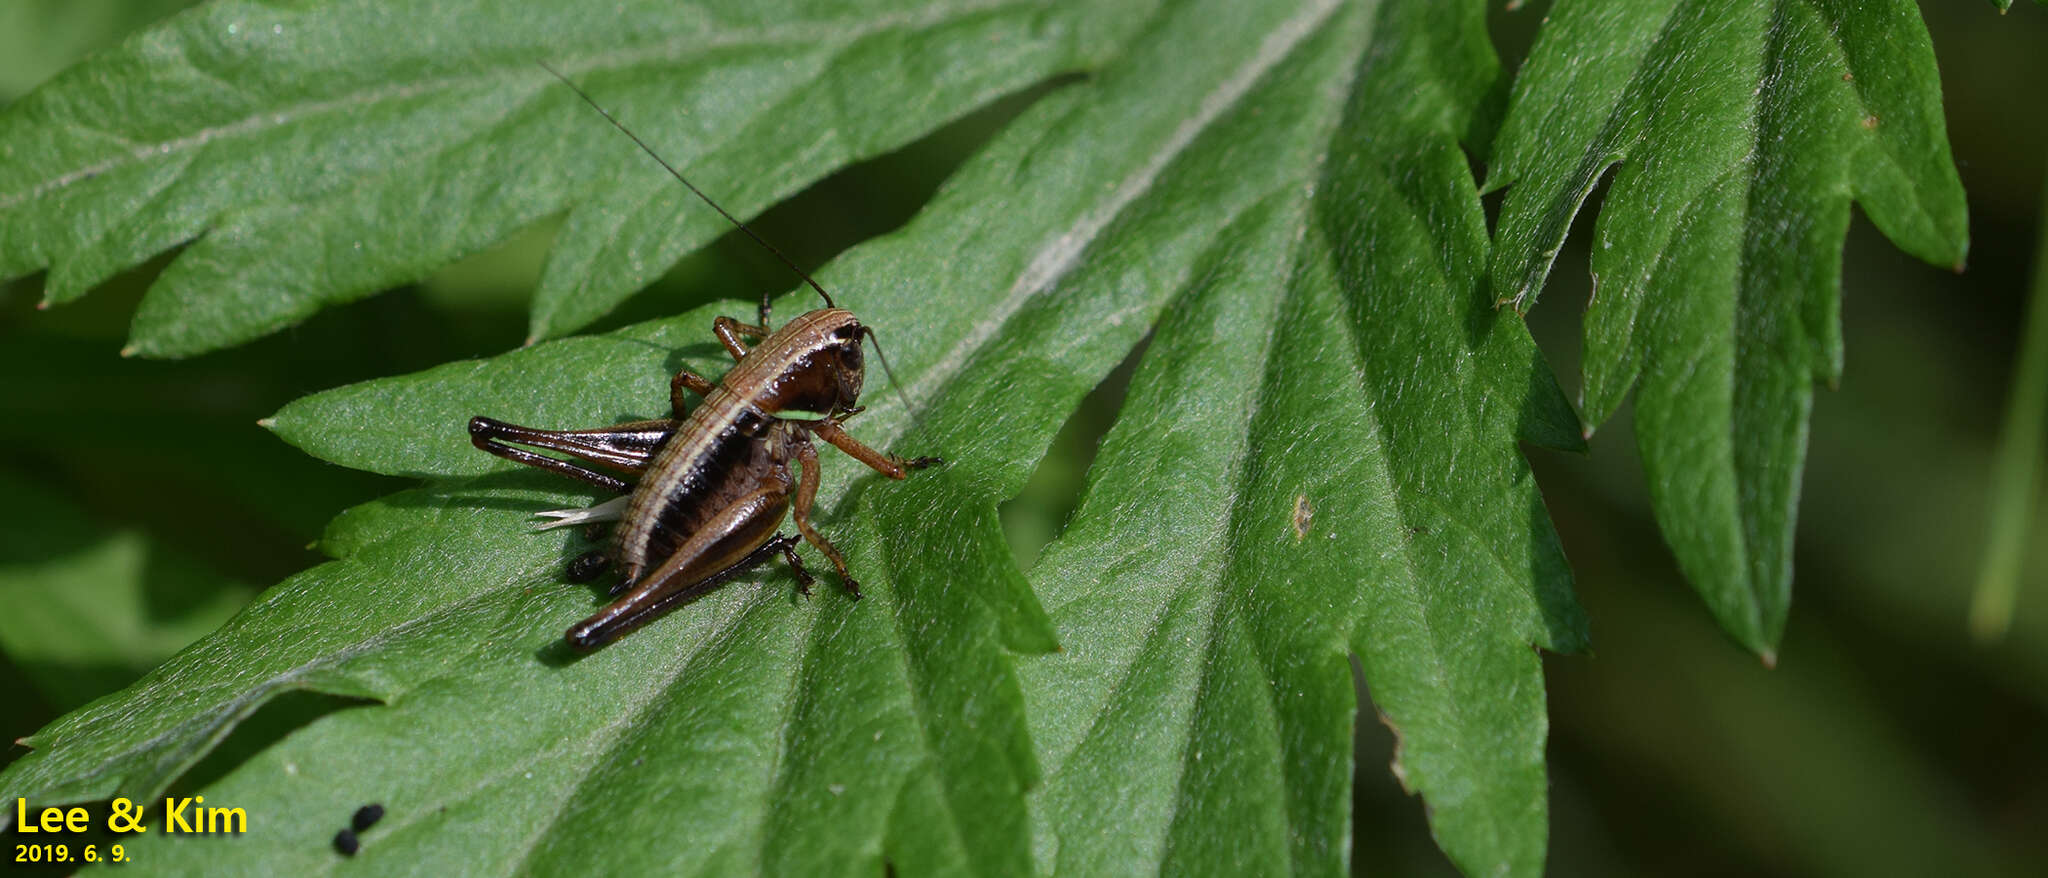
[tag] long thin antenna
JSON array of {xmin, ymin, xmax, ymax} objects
[
  {"xmin": 539, "ymin": 61, "xmax": 834, "ymax": 311},
  {"xmin": 861, "ymin": 327, "xmax": 914, "ymax": 418}
]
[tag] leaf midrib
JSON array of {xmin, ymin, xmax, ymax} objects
[
  {"xmin": 0, "ymin": 0, "xmax": 1037, "ymax": 214},
  {"xmin": 890, "ymin": 0, "xmax": 1343, "ymax": 429}
]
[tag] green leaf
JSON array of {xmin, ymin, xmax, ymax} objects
[
  {"xmin": 0, "ymin": 0, "xmax": 198, "ymax": 97},
  {"xmin": 1486, "ymin": 0, "xmax": 1968, "ymax": 654},
  {"xmin": 1019, "ymin": 2, "xmax": 1584, "ymax": 875},
  {"xmin": 2, "ymin": 0, "xmax": 1588, "ymax": 874},
  {"xmin": 0, "ymin": 472, "xmax": 254, "ymax": 711},
  {"xmin": 0, "ymin": 0, "xmax": 1152, "ymax": 357},
  {"xmin": 1971, "ymin": 167, "xmax": 2048, "ymax": 640}
]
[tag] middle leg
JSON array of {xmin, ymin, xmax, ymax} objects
[
  {"xmin": 713, "ymin": 316, "xmax": 771, "ymax": 361},
  {"xmin": 792, "ymin": 435, "xmax": 861, "ymax": 598},
  {"xmin": 671, "ymin": 368, "xmax": 715, "ymax": 415}
]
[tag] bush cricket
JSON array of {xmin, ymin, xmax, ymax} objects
[{"xmin": 470, "ymin": 64, "xmax": 938, "ymax": 651}]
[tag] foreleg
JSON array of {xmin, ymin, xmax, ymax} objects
[{"xmin": 810, "ymin": 419, "xmax": 941, "ymax": 481}]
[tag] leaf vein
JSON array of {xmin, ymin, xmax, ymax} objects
[{"xmin": 0, "ymin": 0, "xmax": 1042, "ymax": 214}]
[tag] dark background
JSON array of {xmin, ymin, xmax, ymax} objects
[{"xmin": 1, "ymin": 2, "xmax": 2042, "ymax": 875}]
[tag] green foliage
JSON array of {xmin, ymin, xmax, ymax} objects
[
  {"xmin": 0, "ymin": 0, "xmax": 1980, "ymax": 875},
  {"xmin": 1972, "ymin": 170, "xmax": 2048, "ymax": 640},
  {"xmin": 1486, "ymin": 0, "xmax": 1968, "ymax": 655},
  {"xmin": 0, "ymin": 0, "xmax": 1150, "ymax": 355},
  {"xmin": 0, "ymin": 473, "xmax": 253, "ymax": 712}
]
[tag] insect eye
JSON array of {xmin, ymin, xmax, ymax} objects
[{"xmin": 834, "ymin": 323, "xmax": 861, "ymax": 340}]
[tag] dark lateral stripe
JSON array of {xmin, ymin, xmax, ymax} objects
[{"xmin": 615, "ymin": 309, "xmax": 857, "ymax": 576}]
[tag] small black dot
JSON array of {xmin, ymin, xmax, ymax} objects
[
  {"xmin": 333, "ymin": 828, "xmax": 359, "ymax": 856},
  {"xmin": 352, "ymin": 803, "xmax": 385, "ymax": 832}
]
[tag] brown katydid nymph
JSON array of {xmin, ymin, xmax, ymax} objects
[{"xmin": 469, "ymin": 64, "xmax": 939, "ymax": 651}]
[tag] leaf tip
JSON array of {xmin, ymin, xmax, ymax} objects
[
  {"xmin": 257, "ymin": 417, "xmax": 278, "ymax": 430},
  {"xmin": 118, "ymin": 344, "xmax": 140, "ymax": 358},
  {"xmin": 1758, "ymin": 649, "xmax": 1778, "ymax": 670}
]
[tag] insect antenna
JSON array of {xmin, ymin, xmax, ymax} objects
[
  {"xmin": 538, "ymin": 61, "xmax": 835, "ymax": 318},
  {"xmin": 544, "ymin": 63, "xmax": 924, "ymax": 427},
  {"xmin": 861, "ymin": 327, "xmax": 915, "ymax": 420}
]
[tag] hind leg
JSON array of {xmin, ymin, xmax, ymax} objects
[{"xmin": 468, "ymin": 417, "xmax": 677, "ymax": 492}]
